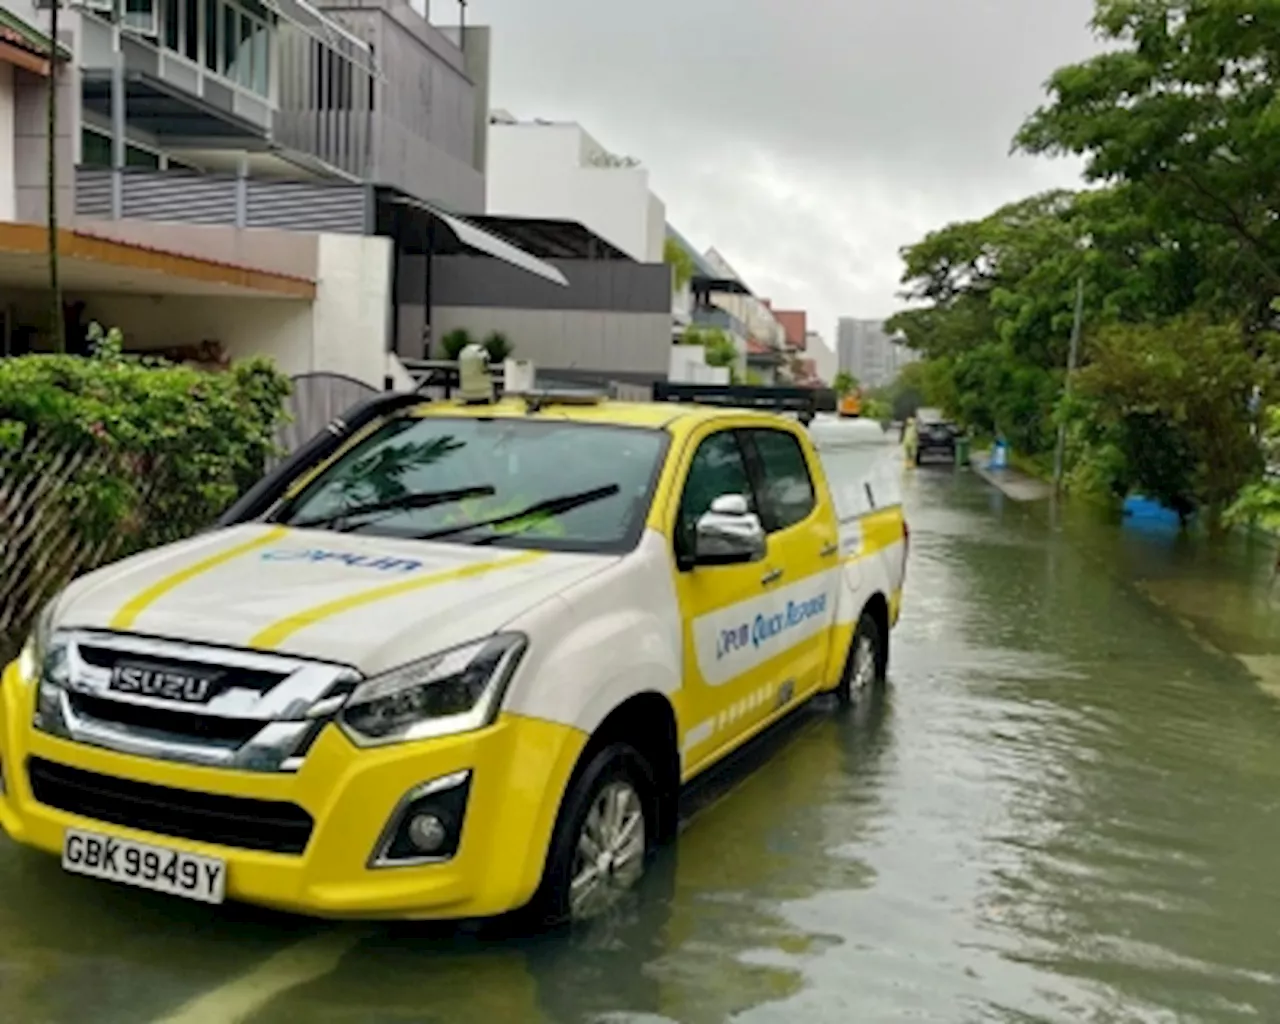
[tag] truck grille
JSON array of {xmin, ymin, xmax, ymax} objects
[
  {"xmin": 35, "ymin": 631, "xmax": 360, "ymax": 774},
  {"xmin": 27, "ymin": 757, "xmax": 314, "ymax": 854}
]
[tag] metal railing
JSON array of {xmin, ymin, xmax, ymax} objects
[{"xmin": 75, "ymin": 166, "xmax": 371, "ymax": 233}]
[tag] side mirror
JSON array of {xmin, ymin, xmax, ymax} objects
[{"xmin": 691, "ymin": 494, "xmax": 766, "ymax": 567}]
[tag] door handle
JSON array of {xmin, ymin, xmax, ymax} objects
[
  {"xmin": 819, "ymin": 542, "xmax": 839, "ymax": 558},
  {"xmin": 761, "ymin": 568, "xmax": 784, "ymax": 586}
]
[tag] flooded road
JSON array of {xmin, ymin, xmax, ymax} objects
[{"xmin": 4, "ymin": 466, "xmax": 1280, "ymax": 1023}]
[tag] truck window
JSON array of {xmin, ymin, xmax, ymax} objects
[
  {"xmin": 675, "ymin": 431, "xmax": 755, "ymax": 555},
  {"xmin": 276, "ymin": 416, "xmax": 667, "ymax": 554},
  {"xmin": 746, "ymin": 429, "xmax": 816, "ymax": 532}
]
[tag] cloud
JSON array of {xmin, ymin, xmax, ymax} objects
[{"xmin": 469, "ymin": 0, "xmax": 1103, "ymax": 336}]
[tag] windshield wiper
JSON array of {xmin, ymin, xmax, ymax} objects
[
  {"xmin": 285, "ymin": 485, "xmax": 496, "ymax": 531},
  {"xmin": 409, "ymin": 484, "xmax": 621, "ymax": 543}
]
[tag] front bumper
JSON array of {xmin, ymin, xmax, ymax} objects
[{"xmin": 0, "ymin": 660, "xmax": 586, "ymax": 919}]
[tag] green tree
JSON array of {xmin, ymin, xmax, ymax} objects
[
  {"xmin": 1069, "ymin": 315, "xmax": 1266, "ymax": 526},
  {"xmin": 664, "ymin": 237, "xmax": 697, "ymax": 293},
  {"xmin": 1016, "ymin": 0, "xmax": 1280, "ymax": 331},
  {"xmin": 832, "ymin": 371, "xmax": 858, "ymax": 397}
]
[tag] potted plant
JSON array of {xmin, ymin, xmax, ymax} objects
[
  {"xmin": 483, "ymin": 331, "xmax": 513, "ymax": 363},
  {"xmin": 440, "ymin": 328, "xmax": 473, "ymax": 361}
]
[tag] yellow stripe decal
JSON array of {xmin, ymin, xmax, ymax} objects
[
  {"xmin": 110, "ymin": 527, "xmax": 290, "ymax": 631},
  {"xmin": 249, "ymin": 549, "xmax": 546, "ymax": 650}
]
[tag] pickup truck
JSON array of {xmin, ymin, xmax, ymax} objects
[{"xmin": 0, "ymin": 381, "xmax": 907, "ymax": 924}]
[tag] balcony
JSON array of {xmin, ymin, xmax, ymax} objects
[
  {"xmin": 77, "ymin": 4, "xmax": 275, "ymax": 139},
  {"xmin": 74, "ymin": 0, "xmax": 377, "ymax": 179},
  {"xmin": 75, "ymin": 165, "xmax": 370, "ymax": 233},
  {"xmin": 690, "ymin": 305, "xmax": 746, "ymax": 338}
]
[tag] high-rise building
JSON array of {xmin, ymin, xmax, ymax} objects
[{"xmin": 836, "ymin": 318, "xmax": 917, "ymax": 387}]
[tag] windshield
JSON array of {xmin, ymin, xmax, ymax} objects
[{"xmin": 274, "ymin": 415, "xmax": 668, "ymax": 553}]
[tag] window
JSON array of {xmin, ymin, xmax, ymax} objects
[
  {"xmin": 276, "ymin": 417, "xmax": 668, "ymax": 554},
  {"xmin": 746, "ymin": 429, "xmax": 815, "ymax": 532},
  {"xmin": 221, "ymin": 4, "xmax": 237, "ymax": 76},
  {"xmin": 183, "ymin": 0, "xmax": 198, "ymax": 59},
  {"xmin": 124, "ymin": 0, "xmax": 157, "ymax": 35},
  {"xmin": 163, "ymin": 0, "xmax": 179, "ymax": 49},
  {"xmin": 80, "ymin": 128, "xmax": 162, "ymax": 170},
  {"xmin": 80, "ymin": 129, "xmax": 112, "ymax": 168},
  {"xmin": 203, "ymin": 0, "xmax": 218, "ymax": 71},
  {"xmin": 676, "ymin": 431, "xmax": 754, "ymax": 556}
]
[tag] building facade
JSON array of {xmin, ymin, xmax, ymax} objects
[
  {"xmin": 836, "ymin": 317, "xmax": 915, "ymax": 388},
  {"xmin": 486, "ymin": 111, "xmax": 666, "ymax": 263}
]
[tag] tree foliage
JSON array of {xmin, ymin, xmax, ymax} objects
[
  {"xmin": 889, "ymin": 0, "xmax": 1280, "ymax": 523},
  {"xmin": 832, "ymin": 371, "xmax": 858, "ymax": 397},
  {"xmin": 1068, "ymin": 316, "xmax": 1266, "ymax": 523},
  {"xmin": 663, "ymin": 237, "xmax": 697, "ymax": 293}
]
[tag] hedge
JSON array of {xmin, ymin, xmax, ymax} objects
[{"xmin": 0, "ymin": 327, "xmax": 291, "ymax": 657}]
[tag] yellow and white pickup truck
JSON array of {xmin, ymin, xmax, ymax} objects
[{"xmin": 0, "ymin": 380, "xmax": 907, "ymax": 923}]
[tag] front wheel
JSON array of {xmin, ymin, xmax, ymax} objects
[
  {"xmin": 528, "ymin": 743, "xmax": 653, "ymax": 926},
  {"xmin": 836, "ymin": 609, "xmax": 886, "ymax": 707}
]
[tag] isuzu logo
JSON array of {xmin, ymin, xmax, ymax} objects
[{"xmin": 109, "ymin": 661, "xmax": 223, "ymax": 704}]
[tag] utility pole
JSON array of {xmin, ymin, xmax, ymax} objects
[
  {"xmin": 1052, "ymin": 273, "xmax": 1085, "ymax": 493},
  {"xmin": 111, "ymin": 0, "xmax": 125, "ymax": 219},
  {"xmin": 46, "ymin": 0, "xmax": 64, "ymax": 352}
]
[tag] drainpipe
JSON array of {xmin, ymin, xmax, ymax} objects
[{"xmin": 111, "ymin": 0, "xmax": 125, "ymax": 218}]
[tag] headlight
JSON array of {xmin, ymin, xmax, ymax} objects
[
  {"xmin": 338, "ymin": 633, "xmax": 526, "ymax": 746},
  {"xmin": 16, "ymin": 600, "xmax": 59, "ymax": 684}
]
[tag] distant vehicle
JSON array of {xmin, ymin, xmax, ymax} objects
[{"xmin": 914, "ymin": 410, "xmax": 959, "ymax": 465}]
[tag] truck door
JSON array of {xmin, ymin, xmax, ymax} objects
[{"xmin": 738, "ymin": 427, "xmax": 842, "ymax": 700}]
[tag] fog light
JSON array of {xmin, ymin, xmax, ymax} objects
[
  {"xmin": 370, "ymin": 769, "xmax": 472, "ymax": 867},
  {"xmin": 406, "ymin": 814, "xmax": 447, "ymax": 854}
]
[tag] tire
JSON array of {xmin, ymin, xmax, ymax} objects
[
  {"xmin": 836, "ymin": 608, "xmax": 887, "ymax": 707},
  {"xmin": 527, "ymin": 743, "xmax": 654, "ymax": 926}
]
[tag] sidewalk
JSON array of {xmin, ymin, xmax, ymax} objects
[{"xmin": 971, "ymin": 453, "xmax": 1054, "ymax": 502}]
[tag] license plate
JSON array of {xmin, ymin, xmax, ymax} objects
[{"xmin": 62, "ymin": 828, "xmax": 226, "ymax": 904}]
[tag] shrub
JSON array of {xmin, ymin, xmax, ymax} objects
[{"xmin": 0, "ymin": 330, "xmax": 291, "ymax": 653}]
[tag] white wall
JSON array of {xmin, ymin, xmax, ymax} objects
[
  {"xmin": 808, "ymin": 331, "xmax": 837, "ymax": 386},
  {"xmin": 59, "ymin": 235, "xmax": 393, "ymax": 388},
  {"xmin": 79, "ymin": 294, "xmax": 315, "ymax": 374},
  {"xmin": 311, "ymin": 233, "xmax": 393, "ymax": 386},
  {"xmin": 432, "ymin": 306, "xmax": 670, "ymax": 377},
  {"xmin": 0, "ymin": 65, "xmax": 14, "ymax": 222},
  {"xmin": 487, "ymin": 121, "xmax": 666, "ymax": 263},
  {"xmin": 669, "ymin": 343, "xmax": 729, "ymax": 384}
]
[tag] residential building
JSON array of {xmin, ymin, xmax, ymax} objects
[
  {"xmin": 773, "ymin": 308, "xmax": 807, "ymax": 352},
  {"xmin": 836, "ymin": 317, "xmax": 915, "ymax": 388},
  {"xmin": 807, "ymin": 328, "xmax": 837, "ymax": 385},
  {"xmin": 0, "ymin": 1, "xmax": 670, "ymax": 393},
  {"xmin": 486, "ymin": 111, "xmax": 666, "ymax": 263}
]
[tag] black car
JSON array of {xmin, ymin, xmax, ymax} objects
[{"xmin": 915, "ymin": 416, "xmax": 958, "ymax": 464}]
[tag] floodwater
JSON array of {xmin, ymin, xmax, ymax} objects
[{"xmin": 3, "ymin": 465, "xmax": 1280, "ymax": 1023}]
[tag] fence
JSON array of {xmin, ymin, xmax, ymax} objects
[{"xmin": 0, "ymin": 433, "xmax": 164, "ymax": 661}]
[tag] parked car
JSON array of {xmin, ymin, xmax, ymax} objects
[
  {"xmin": 1, "ymin": 378, "xmax": 907, "ymax": 924},
  {"xmin": 914, "ymin": 410, "xmax": 959, "ymax": 465}
]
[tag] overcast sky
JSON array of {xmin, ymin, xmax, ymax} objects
[{"xmin": 467, "ymin": 0, "xmax": 1102, "ymax": 344}]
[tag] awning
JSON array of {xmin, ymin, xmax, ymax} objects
[
  {"xmin": 0, "ymin": 6, "xmax": 69, "ymax": 75},
  {"xmin": 0, "ymin": 222, "xmax": 315, "ymax": 299},
  {"xmin": 388, "ymin": 195, "xmax": 569, "ymax": 287}
]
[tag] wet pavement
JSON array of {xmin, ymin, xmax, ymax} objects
[{"xmin": 4, "ymin": 465, "xmax": 1280, "ymax": 1023}]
